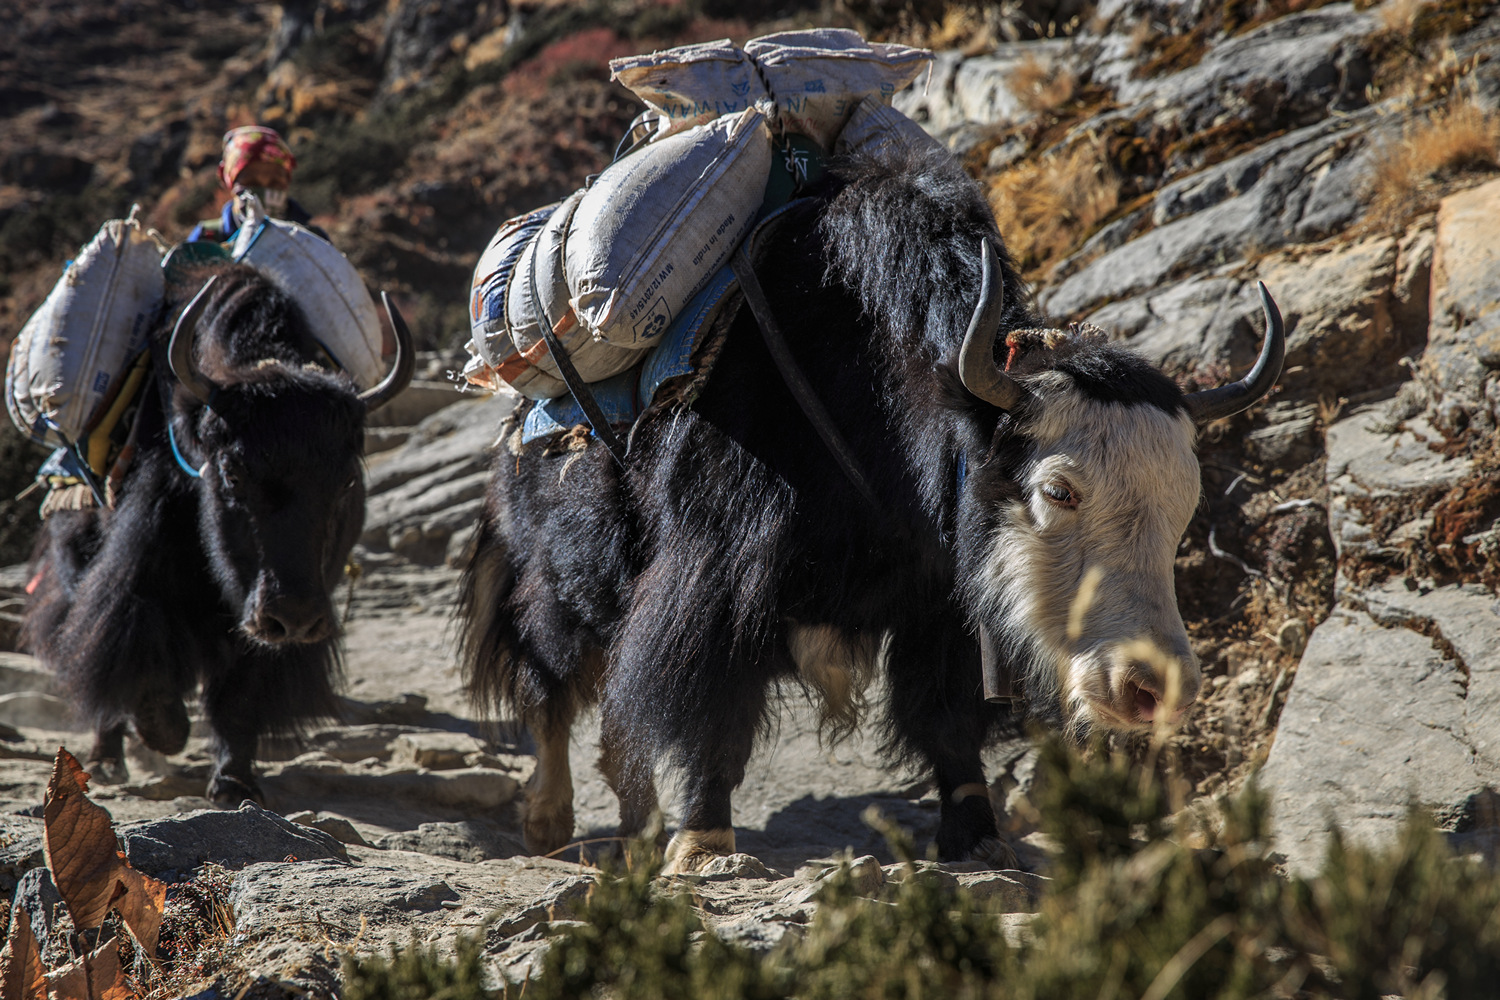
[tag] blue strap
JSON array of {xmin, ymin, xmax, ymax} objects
[{"xmin": 168, "ymin": 418, "xmax": 202, "ymax": 479}]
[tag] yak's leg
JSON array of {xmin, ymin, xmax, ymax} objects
[
  {"xmin": 87, "ymin": 723, "xmax": 129, "ymax": 785},
  {"xmin": 523, "ymin": 714, "xmax": 576, "ymax": 856},
  {"xmin": 663, "ymin": 785, "xmax": 740, "ymax": 875},
  {"xmin": 130, "ymin": 684, "xmax": 191, "ymax": 756},
  {"xmin": 200, "ymin": 669, "xmax": 265, "ymax": 807},
  {"xmin": 596, "ymin": 712, "xmax": 664, "ymax": 853},
  {"xmin": 887, "ymin": 626, "xmax": 1017, "ymax": 869},
  {"xmin": 661, "ymin": 726, "xmax": 757, "ymax": 875}
]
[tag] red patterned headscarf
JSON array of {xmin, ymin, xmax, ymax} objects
[{"xmin": 218, "ymin": 126, "xmax": 297, "ymax": 190}]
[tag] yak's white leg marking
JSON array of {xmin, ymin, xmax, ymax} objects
[
  {"xmin": 523, "ymin": 721, "xmax": 575, "ymax": 857},
  {"xmin": 662, "ymin": 827, "xmax": 737, "ymax": 875}
]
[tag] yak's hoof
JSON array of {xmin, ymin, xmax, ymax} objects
[
  {"xmin": 87, "ymin": 757, "xmax": 129, "ymax": 786},
  {"xmin": 132, "ymin": 696, "xmax": 190, "ymax": 756},
  {"xmin": 965, "ymin": 835, "xmax": 1019, "ymax": 871},
  {"xmin": 522, "ymin": 803, "xmax": 576, "ymax": 858},
  {"xmin": 662, "ymin": 828, "xmax": 736, "ymax": 876},
  {"xmin": 207, "ymin": 772, "xmax": 263, "ymax": 808}
]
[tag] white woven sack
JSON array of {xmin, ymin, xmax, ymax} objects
[
  {"xmin": 610, "ymin": 39, "xmax": 769, "ymax": 141},
  {"xmin": 470, "ymin": 201, "xmax": 558, "ymax": 367},
  {"xmin": 566, "ymin": 107, "xmax": 771, "ymax": 349},
  {"xmin": 743, "ymin": 29, "xmax": 930, "ymax": 148},
  {"xmin": 6, "ymin": 209, "xmax": 165, "ymax": 448},
  {"xmin": 835, "ymin": 95, "xmax": 947, "ymax": 162},
  {"xmin": 504, "ymin": 191, "xmax": 640, "ymax": 398},
  {"xmin": 230, "ymin": 195, "xmax": 384, "ymax": 389}
]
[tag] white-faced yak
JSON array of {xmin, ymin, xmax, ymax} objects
[
  {"xmin": 24, "ymin": 262, "xmax": 414, "ymax": 805},
  {"xmin": 459, "ymin": 147, "xmax": 1283, "ymax": 873}
]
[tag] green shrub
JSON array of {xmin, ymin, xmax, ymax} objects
[
  {"xmin": 343, "ymin": 738, "xmax": 1500, "ymax": 999},
  {"xmin": 343, "ymin": 932, "xmax": 494, "ymax": 1000}
]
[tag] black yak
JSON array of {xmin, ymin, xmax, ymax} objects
[
  {"xmin": 24, "ymin": 261, "xmax": 413, "ymax": 805},
  {"xmin": 459, "ymin": 148, "xmax": 1282, "ymax": 872}
]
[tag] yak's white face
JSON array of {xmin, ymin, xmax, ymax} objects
[{"xmin": 976, "ymin": 374, "xmax": 1203, "ymax": 733}]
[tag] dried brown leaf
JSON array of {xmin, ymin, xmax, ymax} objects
[
  {"xmin": 43, "ymin": 749, "xmax": 167, "ymax": 954},
  {"xmin": 0, "ymin": 904, "xmax": 46, "ymax": 1000},
  {"xmin": 42, "ymin": 936, "xmax": 131, "ymax": 1000}
]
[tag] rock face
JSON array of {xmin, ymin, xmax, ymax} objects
[
  {"xmin": 1421, "ymin": 177, "xmax": 1500, "ymax": 434},
  {"xmin": 1260, "ymin": 600, "xmax": 1487, "ymax": 874}
]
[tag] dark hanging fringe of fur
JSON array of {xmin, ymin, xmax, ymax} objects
[{"xmin": 819, "ymin": 147, "xmax": 1036, "ymax": 366}]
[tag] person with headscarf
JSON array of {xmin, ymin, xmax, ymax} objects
[{"xmin": 189, "ymin": 125, "xmax": 327, "ymax": 243}]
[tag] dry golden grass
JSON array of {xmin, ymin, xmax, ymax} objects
[
  {"xmin": 923, "ymin": 5, "xmax": 994, "ymax": 55},
  {"xmin": 1007, "ymin": 53, "xmax": 1078, "ymax": 113},
  {"xmin": 1127, "ymin": 18, "xmax": 1156, "ymax": 56},
  {"xmin": 1366, "ymin": 97, "xmax": 1500, "ymax": 230},
  {"xmin": 1380, "ymin": 0, "xmax": 1432, "ymax": 34},
  {"xmin": 988, "ymin": 141, "xmax": 1120, "ymax": 278}
]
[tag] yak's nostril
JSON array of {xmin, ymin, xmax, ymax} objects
[
  {"xmin": 1128, "ymin": 681, "xmax": 1160, "ymax": 723},
  {"xmin": 260, "ymin": 614, "xmax": 290, "ymax": 640}
]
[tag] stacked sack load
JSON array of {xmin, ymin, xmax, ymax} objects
[
  {"xmin": 462, "ymin": 28, "xmax": 947, "ymax": 402},
  {"xmin": 229, "ymin": 194, "xmax": 387, "ymax": 389},
  {"xmin": 6, "ymin": 194, "xmax": 388, "ymax": 508}
]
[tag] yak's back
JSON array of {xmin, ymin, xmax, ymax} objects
[{"xmin": 819, "ymin": 149, "xmax": 1033, "ymax": 362}]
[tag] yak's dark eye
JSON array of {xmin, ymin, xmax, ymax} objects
[{"xmin": 1041, "ymin": 481, "xmax": 1079, "ymax": 509}]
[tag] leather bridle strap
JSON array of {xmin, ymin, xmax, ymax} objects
[
  {"xmin": 730, "ymin": 247, "xmax": 883, "ymax": 513},
  {"xmin": 538, "ymin": 310, "xmax": 628, "ymax": 467}
]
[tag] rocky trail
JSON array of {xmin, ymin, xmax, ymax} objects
[
  {"xmin": 3, "ymin": 0, "xmax": 1500, "ymax": 993},
  {"xmin": 0, "ymin": 389, "xmax": 1050, "ymax": 992}
]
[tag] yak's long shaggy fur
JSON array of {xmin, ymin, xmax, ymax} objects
[
  {"xmin": 459, "ymin": 147, "xmax": 1190, "ymax": 863},
  {"xmin": 24, "ymin": 262, "xmax": 366, "ymax": 803}
]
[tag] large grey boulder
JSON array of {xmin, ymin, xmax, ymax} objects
[
  {"xmin": 893, "ymin": 41, "xmax": 1073, "ymax": 137},
  {"xmin": 119, "ymin": 801, "xmax": 349, "ymax": 880},
  {"xmin": 1259, "ymin": 604, "xmax": 1487, "ymax": 875},
  {"xmin": 361, "ymin": 392, "xmax": 513, "ymax": 559}
]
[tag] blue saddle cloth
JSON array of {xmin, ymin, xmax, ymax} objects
[
  {"xmin": 521, "ymin": 264, "xmax": 738, "ymax": 443},
  {"xmin": 520, "ymin": 132, "xmax": 826, "ymax": 445},
  {"xmin": 520, "ymin": 193, "xmax": 813, "ymax": 444}
]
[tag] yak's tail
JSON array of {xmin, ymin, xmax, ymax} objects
[
  {"xmin": 455, "ymin": 490, "xmax": 524, "ymax": 724},
  {"xmin": 818, "ymin": 146, "xmax": 1035, "ymax": 359}
]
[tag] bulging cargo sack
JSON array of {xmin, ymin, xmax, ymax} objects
[
  {"xmin": 835, "ymin": 95, "xmax": 947, "ymax": 162},
  {"xmin": 566, "ymin": 106, "xmax": 772, "ymax": 350},
  {"xmin": 469, "ymin": 201, "xmax": 557, "ymax": 368},
  {"xmin": 6, "ymin": 207, "xmax": 165, "ymax": 449},
  {"xmin": 230, "ymin": 195, "xmax": 385, "ymax": 389},
  {"xmin": 611, "ymin": 30, "xmax": 930, "ymax": 150},
  {"xmin": 610, "ymin": 39, "xmax": 769, "ymax": 140},
  {"xmin": 743, "ymin": 29, "xmax": 930, "ymax": 148},
  {"xmin": 502, "ymin": 192, "xmax": 640, "ymax": 398}
]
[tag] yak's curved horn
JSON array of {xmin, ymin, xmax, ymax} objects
[
  {"xmin": 169, "ymin": 275, "xmax": 221, "ymax": 407},
  {"xmin": 361, "ymin": 291, "xmax": 416, "ymax": 412},
  {"xmin": 1183, "ymin": 282, "xmax": 1285, "ymax": 424},
  {"xmin": 957, "ymin": 240, "xmax": 1021, "ymax": 410}
]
